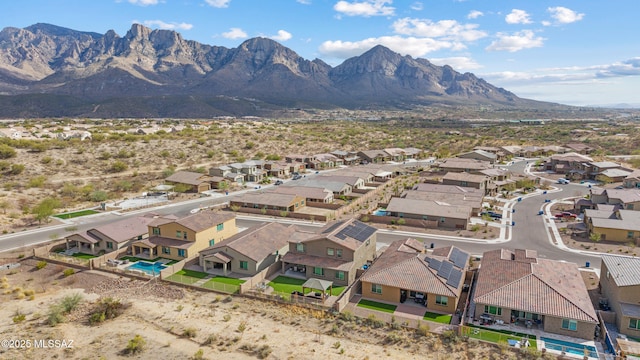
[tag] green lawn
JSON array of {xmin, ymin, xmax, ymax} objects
[
  {"xmin": 71, "ymin": 253, "xmax": 97, "ymax": 259},
  {"xmin": 268, "ymin": 276, "xmax": 345, "ymax": 296},
  {"xmin": 357, "ymin": 299, "xmax": 397, "ymax": 313},
  {"xmin": 172, "ymin": 269, "xmax": 209, "ymax": 279},
  {"xmin": 206, "ymin": 276, "xmax": 245, "ymax": 285},
  {"xmin": 464, "ymin": 325, "xmax": 537, "ymax": 348},
  {"xmin": 53, "ymin": 209, "xmax": 99, "ymax": 219},
  {"xmin": 423, "ymin": 311, "xmax": 452, "ymax": 324}
]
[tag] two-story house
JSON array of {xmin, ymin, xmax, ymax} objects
[
  {"xmin": 130, "ymin": 211, "xmax": 237, "ymax": 261},
  {"xmin": 281, "ymin": 219, "xmax": 377, "ymax": 286},
  {"xmin": 600, "ymin": 255, "xmax": 640, "ymax": 339},
  {"xmin": 65, "ymin": 215, "xmax": 156, "ymax": 255},
  {"xmin": 209, "ymin": 165, "xmax": 244, "ymax": 183}
]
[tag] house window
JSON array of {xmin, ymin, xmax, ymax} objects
[
  {"xmin": 335, "ymin": 271, "xmax": 345, "ymax": 281},
  {"xmin": 436, "ymin": 295, "xmax": 448, "ymax": 306},
  {"xmin": 162, "ymin": 246, "xmax": 170, "ymax": 255},
  {"xmin": 176, "ymin": 230, "xmax": 181, "ymax": 238},
  {"xmin": 371, "ymin": 283, "xmax": 382, "ymax": 294},
  {"xmin": 365, "ymin": 239, "xmax": 370, "ymax": 246},
  {"xmin": 209, "ymin": 239, "xmax": 215, "ymax": 247},
  {"xmin": 628, "ymin": 231, "xmax": 635, "ymax": 239},
  {"xmin": 183, "ymin": 231, "xmax": 187, "ymax": 239},
  {"xmin": 630, "ymin": 318, "xmax": 640, "ymax": 330},
  {"xmin": 106, "ymin": 242, "xmax": 113, "ymax": 249},
  {"xmin": 561, "ymin": 319, "xmax": 577, "ymax": 331},
  {"xmin": 336, "ymin": 249, "xmax": 343, "ymax": 258},
  {"xmin": 313, "ymin": 267, "xmax": 324, "ymax": 276},
  {"xmin": 296, "ymin": 243, "xmax": 305, "ymax": 253},
  {"xmin": 398, "ymin": 213, "xmax": 404, "ymax": 218},
  {"xmin": 217, "ymin": 223, "xmax": 224, "ymax": 231},
  {"xmin": 327, "ymin": 248, "xmax": 334, "ymax": 256},
  {"xmin": 152, "ymin": 227, "xmax": 161, "ymax": 235},
  {"xmin": 239, "ymin": 261, "xmax": 248, "ymax": 270},
  {"xmin": 178, "ymin": 249, "xmax": 186, "ymax": 258},
  {"xmin": 627, "ymin": 204, "xmax": 634, "ymax": 210},
  {"xmin": 440, "ymin": 217, "xmax": 446, "ymax": 223},
  {"xmin": 484, "ymin": 305, "xmax": 502, "ymax": 316},
  {"xmin": 422, "ymin": 215, "xmax": 428, "ymax": 221},
  {"xmin": 137, "ymin": 235, "xmax": 143, "ymax": 240}
]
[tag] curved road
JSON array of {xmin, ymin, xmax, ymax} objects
[{"xmin": 0, "ymin": 160, "xmax": 604, "ymax": 269}]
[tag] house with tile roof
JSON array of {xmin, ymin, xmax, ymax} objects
[
  {"xmin": 437, "ymin": 158, "xmax": 492, "ymax": 173},
  {"xmin": 472, "ymin": 249, "xmax": 598, "ymax": 340},
  {"xmin": 361, "ymin": 239, "xmax": 469, "ymax": 314},
  {"xmin": 230, "ymin": 192, "xmax": 306, "ymax": 213},
  {"xmin": 385, "ymin": 197, "xmax": 472, "ymax": 229},
  {"xmin": 442, "ymin": 172, "xmax": 490, "ymax": 194},
  {"xmin": 272, "ymin": 186, "xmax": 334, "ymax": 204},
  {"xmin": 198, "ymin": 222, "xmax": 296, "ymax": 276},
  {"xmin": 599, "ymin": 255, "xmax": 640, "ymax": 338},
  {"xmin": 458, "ymin": 149, "xmax": 498, "ymax": 164},
  {"xmin": 130, "ymin": 211, "xmax": 237, "ymax": 261},
  {"xmin": 623, "ymin": 169, "xmax": 640, "ymax": 189},
  {"xmin": 281, "ymin": 219, "xmax": 377, "ymax": 286},
  {"xmin": 584, "ymin": 208, "xmax": 640, "ymax": 244},
  {"xmin": 65, "ymin": 214, "xmax": 157, "ymax": 255},
  {"xmin": 165, "ymin": 170, "xmax": 215, "ymax": 193}
]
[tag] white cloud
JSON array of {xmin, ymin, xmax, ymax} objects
[
  {"xmin": 392, "ymin": 18, "xmax": 487, "ymax": 42},
  {"xmin": 296, "ymin": 0, "xmax": 312, "ymax": 4},
  {"xmin": 205, "ymin": 0, "xmax": 230, "ymax": 8},
  {"xmin": 222, "ymin": 27, "xmax": 247, "ymax": 39},
  {"xmin": 318, "ymin": 36, "xmax": 456, "ymax": 59},
  {"xmin": 410, "ymin": 2, "xmax": 423, "ymax": 11},
  {"xmin": 547, "ymin": 6, "xmax": 584, "ymax": 24},
  {"xmin": 596, "ymin": 58, "xmax": 640, "ymax": 77},
  {"xmin": 333, "ymin": 0, "xmax": 395, "ymax": 17},
  {"xmin": 486, "ymin": 30, "xmax": 544, "ymax": 52},
  {"xmin": 128, "ymin": 0, "xmax": 160, "ymax": 6},
  {"xmin": 270, "ymin": 30, "xmax": 293, "ymax": 42},
  {"xmin": 541, "ymin": 20, "xmax": 551, "ymax": 27},
  {"xmin": 430, "ymin": 57, "xmax": 482, "ymax": 70},
  {"xmin": 467, "ymin": 10, "xmax": 483, "ymax": 19},
  {"xmin": 505, "ymin": 9, "xmax": 532, "ymax": 24},
  {"xmin": 140, "ymin": 20, "xmax": 193, "ymax": 30}
]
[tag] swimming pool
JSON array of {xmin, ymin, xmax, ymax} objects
[
  {"xmin": 126, "ymin": 261, "xmax": 167, "ymax": 276},
  {"xmin": 541, "ymin": 337, "xmax": 598, "ymax": 358},
  {"xmin": 373, "ymin": 208, "xmax": 388, "ymax": 216}
]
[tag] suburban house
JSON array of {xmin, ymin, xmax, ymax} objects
[
  {"xmin": 357, "ymin": 150, "xmax": 390, "ymax": 164},
  {"xmin": 198, "ymin": 222, "xmax": 295, "ymax": 276},
  {"xmin": 229, "ymin": 162, "xmax": 264, "ymax": 183},
  {"xmin": 331, "ymin": 150, "xmax": 360, "ymax": 165},
  {"xmin": 318, "ymin": 175, "xmax": 365, "ymax": 189},
  {"xmin": 442, "ymin": 172, "xmax": 491, "ymax": 195},
  {"xmin": 599, "ymin": 255, "xmax": 640, "ymax": 338},
  {"xmin": 332, "ymin": 168, "xmax": 375, "ymax": 183},
  {"xmin": 472, "ymin": 249, "xmax": 599, "ymax": 340},
  {"xmin": 293, "ymin": 178, "xmax": 352, "ymax": 196},
  {"xmin": 458, "ymin": 149, "xmax": 498, "ymax": 164},
  {"xmin": 285, "ymin": 154, "xmax": 313, "ymax": 165},
  {"xmin": 263, "ymin": 162, "xmax": 290, "ymax": 178},
  {"xmin": 311, "ymin": 153, "xmax": 343, "ymax": 168},
  {"xmin": 545, "ymin": 152, "xmax": 594, "ymax": 179},
  {"xmin": 281, "ymin": 219, "xmax": 377, "ymax": 286},
  {"xmin": 165, "ymin": 171, "xmax": 214, "ymax": 193},
  {"xmin": 273, "ymin": 186, "xmax": 334, "ymax": 203},
  {"xmin": 385, "ymin": 197, "xmax": 472, "ymax": 229},
  {"xmin": 230, "ymin": 192, "xmax": 306, "ymax": 213},
  {"xmin": 130, "ymin": 211, "xmax": 237, "ymax": 260},
  {"xmin": 500, "ymin": 145, "xmax": 522, "ymax": 157},
  {"xmin": 403, "ymin": 147, "xmax": 425, "ymax": 159},
  {"xmin": 383, "ymin": 148, "xmax": 406, "ymax": 162},
  {"xmin": 437, "ymin": 158, "xmax": 492, "ymax": 174},
  {"xmin": 624, "ymin": 170, "xmax": 640, "ymax": 189},
  {"xmin": 209, "ymin": 165, "xmax": 244, "ymax": 183},
  {"xmin": 361, "ymin": 239, "xmax": 469, "ymax": 314},
  {"xmin": 590, "ymin": 188, "xmax": 640, "ymax": 211},
  {"xmin": 65, "ymin": 215, "xmax": 156, "ymax": 255},
  {"xmin": 402, "ymin": 190, "xmax": 482, "ymax": 215},
  {"xmin": 412, "ymin": 183, "xmax": 485, "ymax": 200},
  {"xmin": 584, "ymin": 207, "xmax": 640, "ymax": 243},
  {"xmin": 565, "ymin": 143, "xmax": 595, "ymax": 155}
]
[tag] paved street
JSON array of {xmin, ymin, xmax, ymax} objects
[{"xmin": 0, "ymin": 159, "xmax": 606, "ymax": 271}]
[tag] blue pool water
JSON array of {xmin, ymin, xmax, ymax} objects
[
  {"xmin": 126, "ymin": 261, "xmax": 167, "ymax": 276},
  {"xmin": 373, "ymin": 208, "xmax": 388, "ymax": 216},
  {"xmin": 542, "ymin": 337, "xmax": 597, "ymax": 358}
]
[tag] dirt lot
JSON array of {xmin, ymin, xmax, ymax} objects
[{"xmin": 0, "ymin": 257, "xmax": 512, "ymax": 360}]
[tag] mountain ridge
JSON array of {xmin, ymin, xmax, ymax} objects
[{"xmin": 0, "ymin": 23, "xmax": 564, "ymax": 117}]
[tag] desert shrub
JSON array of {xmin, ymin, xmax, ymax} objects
[
  {"xmin": 47, "ymin": 305, "xmax": 65, "ymax": 326},
  {"xmin": 124, "ymin": 335, "xmax": 146, "ymax": 355},
  {"xmin": 192, "ymin": 349, "xmax": 205, "ymax": 360},
  {"xmin": 60, "ymin": 293, "xmax": 83, "ymax": 313},
  {"xmin": 109, "ymin": 160, "xmax": 128, "ymax": 173},
  {"xmin": 340, "ymin": 311, "xmax": 354, "ymax": 322},
  {"xmin": 36, "ymin": 261, "xmax": 47, "ymax": 270},
  {"xmin": 13, "ymin": 311, "xmax": 26, "ymax": 323},
  {"xmin": 63, "ymin": 269, "xmax": 75, "ymax": 277},
  {"xmin": 0, "ymin": 144, "xmax": 16, "ymax": 159},
  {"xmin": 27, "ymin": 176, "xmax": 47, "ymax": 188},
  {"xmin": 9, "ymin": 164, "xmax": 25, "ymax": 175},
  {"xmin": 90, "ymin": 190, "xmax": 108, "ymax": 202},
  {"xmin": 183, "ymin": 327, "xmax": 197, "ymax": 338}
]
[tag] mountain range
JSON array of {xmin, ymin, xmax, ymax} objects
[{"xmin": 0, "ymin": 23, "xmax": 561, "ymax": 118}]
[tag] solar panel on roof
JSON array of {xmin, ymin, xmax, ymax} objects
[
  {"xmin": 446, "ymin": 268, "xmax": 463, "ymax": 288},
  {"xmin": 427, "ymin": 258, "xmax": 442, "ymax": 271},
  {"xmin": 450, "ymin": 248, "xmax": 469, "ymax": 269},
  {"xmin": 438, "ymin": 261, "xmax": 454, "ymax": 280},
  {"xmin": 335, "ymin": 221, "xmax": 376, "ymax": 242},
  {"xmin": 322, "ymin": 221, "xmax": 345, "ymax": 234}
]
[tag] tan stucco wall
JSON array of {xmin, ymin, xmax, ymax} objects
[
  {"xmin": 152, "ymin": 218, "xmax": 237, "ymax": 260},
  {"xmin": 594, "ymin": 226, "xmax": 639, "ymax": 243},
  {"xmin": 361, "ymin": 281, "xmax": 400, "ymax": 303},
  {"xmin": 600, "ymin": 261, "xmax": 640, "ymax": 337},
  {"xmin": 543, "ymin": 316, "xmax": 596, "ymax": 340}
]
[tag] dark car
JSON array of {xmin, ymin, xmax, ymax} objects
[
  {"xmin": 274, "ymin": 180, "xmax": 283, "ymax": 185},
  {"xmin": 481, "ymin": 211, "xmax": 502, "ymax": 219},
  {"xmin": 292, "ymin": 175, "xmax": 302, "ymax": 180}
]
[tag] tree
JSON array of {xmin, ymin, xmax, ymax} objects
[
  {"xmin": 589, "ymin": 232, "xmax": 602, "ymax": 242},
  {"xmin": 31, "ymin": 197, "xmax": 61, "ymax": 224}
]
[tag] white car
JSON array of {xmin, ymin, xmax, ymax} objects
[{"xmin": 557, "ymin": 178, "xmax": 570, "ymax": 184}]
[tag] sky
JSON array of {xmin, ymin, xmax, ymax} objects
[{"xmin": 3, "ymin": 0, "xmax": 640, "ymax": 107}]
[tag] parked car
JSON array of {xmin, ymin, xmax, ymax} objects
[
  {"xmin": 274, "ymin": 180, "xmax": 283, "ymax": 185},
  {"xmin": 292, "ymin": 175, "xmax": 302, "ymax": 180},
  {"xmin": 481, "ymin": 211, "xmax": 502, "ymax": 219},
  {"xmin": 554, "ymin": 212, "xmax": 577, "ymax": 219},
  {"xmin": 557, "ymin": 178, "xmax": 570, "ymax": 184}
]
